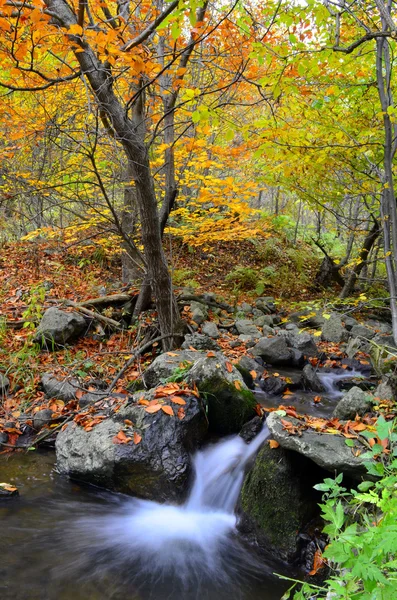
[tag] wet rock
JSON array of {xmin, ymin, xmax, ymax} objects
[
  {"xmin": 259, "ymin": 376, "xmax": 287, "ymax": 396},
  {"xmin": 56, "ymin": 390, "xmax": 207, "ymax": 502},
  {"xmin": 186, "ymin": 353, "xmax": 256, "ymax": 434},
  {"xmin": 251, "ymin": 337, "xmax": 293, "ymax": 366},
  {"xmin": 181, "ymin": 333, "xmax": 220, "ymax": 351},
  {"xmin": 235, "ymin": 319, "xmax": 261, "ymax": 337},
  {"xmin": 350, "ymin": 324, "xmax": 376, "ymax": 340},
  {"xmin": 321, "ymin": 313, "xmax": 348, "ymax": 343},
  {"xmin": 0, "ymin": 431, "xmax": 8, "ymax": 446},
  {"xmin": 238, "ymin": 443, "xmax": 319, "ymax": 561},
  {"xmin": 239, "ymin": 416, "xmax": 263, "ymax": 443},
  {"xmin": 142, "ymin": 350, "xmax": 201, "ymax": 389},
  {"xmin": 267, "ymin": 412, "xmax": 368, "ymax": 478},
  {"xmin": 336, "ymin": 377, "xmax": 376, "ymax": 393},
  {"xmin": 0, "ymin": 373, "xmax": 10, "ymax": 396},
  {"xmin": 33, "ymin": 408, "xmax": 54, "ymax": 430},
  {"xmin": 289, "ymin": 348, "xmax": 305, "ymax": 368},
  {"xmin": 201, "ymin": 321, "xmax": 220, "ymax": 339},
  {"xmin": 288, "ymin": 332, "xmax": 318, "ymax": 357},
  {"xmin": 34, "ymin": 308, "xmax": 87, "ymax": 347},
  {"xmin": 300, "ymin": 364, "xmax": 324, "ymax": 393},
  {"xmin": 0, "ymin": 482, "xmax": 19, "ymax": 498},
  {"xmin": 333, "ymin": 386, "xmax": 374, "ymax": 420},
  {"xmin": 41, "ymin": 373, "xmax": 80, "ymax": 401}
]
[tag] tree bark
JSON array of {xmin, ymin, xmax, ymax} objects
[{"xmin": 339, "ymin": 219, "xmax": 380, "ymax": 298}]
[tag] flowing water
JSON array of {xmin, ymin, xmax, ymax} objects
[{"xmin": 0, "ymin": 427, "xmax": 290, "ymax": 600}]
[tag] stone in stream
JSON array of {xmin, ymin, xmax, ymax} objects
[
  {"xmin": 251, "ymin": 336, "xmax": 293, "ymax": 366},
  {"xmin": 34, "ymin": 307, "xmax": 87, "ymax": 348},
  {"xmin": 266, "ymin": 412, "xmax": 368, "ymax": 479},
  {"xmin": 142, "ymin": 350, "xmax": 202, "ymax": 389},
  {"xmin": 56, "ymin": 389, "xmax": 208, "ymax": 502},
  {"xmin": 0, "ymin": 482, "xmax": 19, "ymax": 498},
  {"xmin": 333, "ymin": 386, "xmax": 374, "ymax": 420},
  {"xmin": 287, "ymin": 332, "xmax": 319, "ymax": 357},
  {"xmin": 300, "ymin": 364, "xmax": 324, "ymax": 393},
  {"xmin": 259, "ymin": 376, "xmax": 287, "ymax": 396},
  {"xmin": 238, "ymin": 443, "xmax": 319, "ymax": 561}
]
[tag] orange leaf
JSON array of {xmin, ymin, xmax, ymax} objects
[
  {"xmin": 75, "ymin": 389, "xmax": 84, "ymax": 399},
  {"xmin": 313, "ymin": 396, "xmax": 322, "ymax": 403},
  {"xmin": 138, "ymin": 397, "xmax": 149, "ymax": 406},
  {"xmin": 170, "ymin": 396, "xmax": 186, "ymax": 405},
  {"xmin": 161, "ymin": 405, "xmax": 174, "ymax": 416},
  {"xmin": 207, "ymin": 351, "xmax": 216, "ymax": 357},
  {"xmin": 112, "ymin": 430, "xmax": 132, "ymax": 444},
  {"xmin": 309, "ymin": 549, "xmax": 326, "ymax": 576},
  {"xmin": 124, "ymin": 419, "xmax": 134, "ymax": 426},
  {"xmin": 226, "ymin": 361, "xmax": 233, "ymax": 373},
  {"xmin": 249, "ymin": 370, "xmax": 257, "ymax": 379},
  {"xmin": 177, "ymin": 407, "xmax": 185, "ymax": 420},
  {"xmin": 133, "ymin": 432, "xmax": 142, "ymax": 445},
  {"xmin": 234, "ymin": 380, "xmax": 242, "ymax": 390},
  {"xmin": 269, "ymin": 439, "xmax": 280, "ymax": 449},
  {"xmin": 145, "ymin": 404, "xmax": 162, "ymax": 413}
]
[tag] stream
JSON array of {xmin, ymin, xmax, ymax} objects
[{"xmin": 0, "ymin": 427, "xmax": 290, "ymax": 600}]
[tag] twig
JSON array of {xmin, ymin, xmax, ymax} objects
[
  {"xmin": 107, "ymin": 334, "xmax": 176, "ymax": 393},
  {"xmin": 77, "ymin": 293, "xmax": 136, "ymax": 308},
  {"xmin": 48, "ymin": 298, "xmax": 122, "ymax": 329}
]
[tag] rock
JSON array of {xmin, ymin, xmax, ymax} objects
[
  {"xmin": 0, "ymin": 431, "xmax": 8, "ymax": 446},
  {"xmin": 285, "ymin": 323, "xmax": 299, "ymax": 332},
  {"xmin": 238, "ymin": 355, "xmax": 263, "ymax": 375},
  {"xmin": 181, "ymin": 333, "xmax": 220, "ymax": 351},
  {"xmin": 254, "ymin": 299, "xmax": 272, "ymax": 314},
  {"xmin": 238, "ymin": 443, "xmax": 318, "ymax": 561},
  {"xmin": 346, "ymin": 336, "xmax": 366, "ymax": 358},
  {"xmin": 0, "ymin": 373, "xmax": 10, "ymax": 396},
  {"xmin": 288, "ymin": 309, "xmax": 325, "ymax": 329},
  {"xmin": 201, "ymin": 321, "xmax": 220, "ymax": 339},
  {"xmin": 267, "ymin": 412, "xmax": 367, "ymax": 478},
  {"xmin": 251, "ymin": 337, "xmax": 293, "ymax": 366},
  {"xmin": 33, "ymin": 408, "xmax": 54, "ymax": 430},
  {"xmin": 41, "ymin": 373, "xmax": 80, "ymax": 401},
  {"xmin": 78, "ymin": 391, "xmax": 109, "ymax": 408},
  {"xmin": 374, "ymin": 379, "xmax": 394, "ymax": 401},
  {"xmin": 343, "ymin": 316, "xmax": 358, "ymax": 331},
  {"xmin": 252, "ymin": 308, "xmax": 264, "ymax": 318},
  {"xmin": 142, "ymin": 350, "xmax": 201, "ymax": 389},
  {"xmin": 333, "ymin": 386, "xmax": 374, "ymax": 420},
  {"xmin": 288, "ymin": 332, "xmax": 318, "ymax": 357},
  {"xmin": 240, "ymin": 302, "xmax": 253, "ymax": 314},
  {"xmin": 239, "ymin": 416, "xmax": 263, "ymax": 443},
  {"xmin": 364, "ymin": 320, "xmax": 392, "ymax": 334},
  {"xmin": 259, "ymin": 376, "xmax": 287, "ymax": 396},
  {"xmin": 186, "ymin": 353, "xmax": 256, "ymax": 434},
  {"xmin": 301, "ymin": 364, "xmax": 324, "ymax": 393},
  {"xmin": 290, "ymin": 348, "xmax": 306, "ymax": 368},
  {"xmin": 34, "ymin": 308, "xmax": 87, "ymax": 347},
  {"xmin": 238, "ymin": 334, "xmax": 259, "ymax": 346},
  {"xmin": 56, "ymin": 390, "xmax": 207, "ymax": 501},
  {"xmin": 321, "ymin": 313, "xmax": 348, "ymax": 343},
  {"xmin": 253, "ymin": 316, "xmax": 267, "ymax": 327},
  {"xmin": 262, "ymin": 325, "xmax": 274, "ymax": 336},
  {"xmin": 235, "ymin": 319, "xmax": 261, "ymax": 337},
  {"xmin": 190, "ymin": 301, "xmax": 208, "ymax": 325},
  {"xmin": 350, "ymin": 324, "xmax": 376, "ymax": 340}
]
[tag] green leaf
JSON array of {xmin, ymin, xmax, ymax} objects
[
  {"xmin": 345, "ymin": 438, "xmax": 355, "ymax": 447},
  {"xmin": 357, "ymin": 480, "xmax": 375, "ymax": 492}
]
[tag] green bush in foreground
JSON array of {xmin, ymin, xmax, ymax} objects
[{"xmin": 280, "ymin": 416, "xmax": 397, "ymax": 599}]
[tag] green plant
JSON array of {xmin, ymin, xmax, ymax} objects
[
  {"xmin": 280, "ymin": 416, "xmax": 397, "ymax": 599},
  {"xmin": 226, "ymin": 266, "xmax": 259, "ymax": 291},
  {"xmin": 22, "ymin": 284, "xmax": 46, "ymax": 329},
  {"xmin": 172, "ymin": 268, "xmax": 196, "ymax": 286},
  {"xmin": 164, "ymin": 361, "xmax": 193, "ymax": 383}
]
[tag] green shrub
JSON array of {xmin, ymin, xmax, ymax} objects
[{"xmin": 226, "ymin": 266, "xmax": 259, "ymax": 291}]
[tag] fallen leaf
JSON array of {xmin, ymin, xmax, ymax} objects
[
  {"xmin": 207, "ymin": 351, "xmax": 216, "ymax": 357},
  {"xmin": 124, "ymin": 419, "xmax": 134, "ymax": 426},
  {"xmin": 309, "ymin": 548, "xmax": 326, "ymax": 576},
  {"xmin": 234, "ymin": 380, "xmax": 242, "ymax": 390},
  {"xmin": 75, "ymin": 389, "xmax": 84, "ymax": 400},
  {"xmin": 133, "ymin": 432, "xmax": 142, "ymax": 445},
  {"xmin": 112, "ymin": 430, "xmax": 132, "ymax": 444},
  {"xmin": 249, "ymin": 370, "xmax": 257, "ymax": 379},
  {"xmin": 225, "ymin": 361, "xmax": 233, "ymax": 373},
  {"xmin": 177, "ymin": 407, "xmax": 185, "ymax": 420},
  {"xmin": 145, "ymin": 404, "xmax": 162, "ymax": 413},
  {"xmin": 269, "ymin": 439, "xmax": 280, "ymax": 449},
  {"xmin": 161, "ymin": 405, "xmax": 174, "ymax": 416},
  {"xmin": 170, "ymin": 396, "xmax": 186, "ymax": 405},
  {"xmin": 313, "ymin": 395, "xmax": 322, "ymax": 403}
]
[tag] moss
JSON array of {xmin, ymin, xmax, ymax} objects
[
  {"xmin": 235, "ymin": 364, "xmax": 254, "ymax": 388},
  {"xmin": 198, "ymin": 377, "xmax": 256, "ymax": 434}
]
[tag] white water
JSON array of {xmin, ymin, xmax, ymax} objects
[
  {"xmin": 59, "ymin": 426, "xmax": 272, "ymax": 595},
  {"xmin": 318, "ymin": 369, "xmax": 365, "ymax": 398}
]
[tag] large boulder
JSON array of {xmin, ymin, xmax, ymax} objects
[
  {"xmin": 186, "ymin": 353, "xmax": 257, "ymax": 434},
  {"xmin": 288, "ymin": 332, "xmax": 318, "ymax": 357},
  {"xmin": 333, "ymin": 386, "xmax": 374, "ymax": 420},
  {"xmin": 321, "ymin": 313, "xmax": 348, "ymax": 343},
  {"xmin": 34, "ymin": 308, "xmax": 87, "ymax": 347},
  {"xmin": 56, "ymin": 390, "xmax": 208, "ymax": 501},
  {"xmin": 238, "ymin": 443, "xmax": 318, "ymax": 561},
  {"xmin": 267, "ymin": 412, "xmax": 367, "ymax": 478},
  {"xmin": 300, "ymin": 364, "xmax": 325, "ymax": 393},
  {"xmin": 142, "ymin": 350, "xmax": 201, "ymax": 389},
  {"xmin": 251, "ymin": 336, "xmax": 293, "ymax": 366}
]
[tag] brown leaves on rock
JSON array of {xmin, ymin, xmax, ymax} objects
[
  {"xmin": 309, "ymin": 548, "xmax": 327, "ymax": 576},
  {"xmin": 268, "ymin": 439, "xmax": 280, "ymax": 449},
  {"xmin": 113, "ymin": 430, "xmax": 132, "ymax": 444}
]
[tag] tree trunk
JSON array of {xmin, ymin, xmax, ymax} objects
[{"xmin": 339, "ymin": 219, "xmax": 380, "ymax": 298}]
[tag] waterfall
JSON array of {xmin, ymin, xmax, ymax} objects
[{"xmin": 318, "ymin": 369, "xmax": 364, "ymax": 398}]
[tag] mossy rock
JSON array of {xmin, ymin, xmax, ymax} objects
[
  {"xmin": 186, "ymin": 354, "xmax": 257, "ymax": 434},
  {"xmin": 238, "ymin": 444, "xmax": 319, "ymax": 561}
]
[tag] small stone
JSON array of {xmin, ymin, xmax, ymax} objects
[
  {"xmin": 333, "ymin": 387, "xmax": 373, "ymax": 420},
  {"xmin": 343, "ymin": 316, "xmax": 358, "ymax": 331},
  {"xmin": 235, "ymin": 319, "xmax": 261, "ymax": 337},
  {"xmin": 181, "ymin": 333, "xmax": 219, "ymax": 351},
  {"xmin": 321, "ymin": 313, "xmax": 348, "ymax": 343},
  {"xmin": 240, "ymin": 302, "xmax": 253, "ymax": 314},
  {"xmin": 33, "ymin": 408, "xmax": 54, "ymax": 430},
  {"xmin": 34, "ymin": 307, "xmax": 87, "ymax": 348},
  {"xmin": 201, "ymin": 321, "xmax": 220, "ymax": 339},
  {"xmin": 301, "ymin": 364, "xmax": 324, "ymax": 393},
  {"xmin": 252, "ymin": 337, "xmax": 293, "ymax": 366},
  {"xmin": 374, "ymin": 379, "xmax": 394, "ymax": 401},
  {"xmin": 350, "ymin": 324, "xmax": 376, "ymax": 340},
  {"xmin": 0, "ymin": 482, "xmax": 19, "ymax": 498}
]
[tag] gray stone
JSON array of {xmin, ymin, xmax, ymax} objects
[
  {"xmin": 374, "ymin": 379, "xmax": 394, "ymax": 401},
  {"xmin": 255, "ymin": 299, "xmax": 272, "ymax": 314},
  {"xmin": 333, "ymin": 386, "xmax": 374, "ymax": 420},
  {"xmin": 285, "ymin": 323, "xmax": 299, "ymax": 332},
  {"xmin": 267, "ymin": 412, "xmax": 367, "ymax": 478},
  {"xmin": 364, "ymin": 320, "xmax": 392, "ymax": 335},
  {"xmin": 239, "ymin": 416, "xmax": 263, "ymax": 443},
  {"xmin": 142, "ymin": 350, "xmax": 201, "ymax": 389},
  {"xmin": 0, "ymin": 373, "xmax": 10, "ymax": 396},
  {"xmin": 251, "ymin": 337, "xmax": 292, "ymax": 366},
  {"xmin": 300, "ymin": 364, "xmax": 324, "ymax": 393},
  {"xmin": 191, "ymin": 304, "xmax": 207, "ymax": 325},
  {"xmin": 238, "ymin": 334, "xmax": 258, "ymax": 346},
  {"xmin": 41, "ymin": 373, "xmax": 80, "ymax": 401},
  {"xmin": 288, "ymin": 332, "xmax": 318, "ymax": 357},
  {"xmin": 259, "ymin": 376, "xmax": 287, "ymax": 396},
  {"xmin": 201, "ymin": 321, "xmax": 220, "ymax": 339},
  {"xmin": 34, "ymin": 307, "xmax": 87, "ymax": 347},
  {"xmin": 346, "ymin": 336, "xmax": 367, "ymax": 358},
  {"xmin": 78, "ymin": 391, "xmax": 109, "ymax": 408},
  {"xmin": 238, "ymin": 355, "xmax": 263, "ymax": 375},
  {"xmin": 372, "ymin": 334, "xmax": 397, "ymax": 350},
  {"xmin": 262, "ymin": 325, "xmax": 274, "ymax": 336},
  {"xmin": 186, "ymin": 353, "xmax": 256, "ymax": 434},
  {"xmin": 343, "ymin": 316, "xmax": 358, "ymax": 331},
  {"xmin": 240, "ymin": 302, "xmax": 253, "ymax": 314},
  {"xmin": 253, "ymin": 315, "xmax": 267, "ymax": 327},
  {"xmin": 321, "ymin": 313, "xmax": 348, "ymax": 343},
  {"xmin": 239, "ymin": 443, "xmax": 318, "ymax": 561},
  {"xmin": 181, "ymin": 333, "xmax": 220, "ymax": 351},
  {"xmin": 350, "ymin": 324, "xmax": 376, "ymax": 340},
  {"xmin": 235, "ymin": 319, "xmax": 261, "ymax": 337},
  {"xmin": 288, "ymin": 308, "xmax": 325, "ymax": 329},
  {"xmin": 252, "ymin": 308, "xmax": 264, "ymax": 318},
  {"xmin": 56, "ymin": 389, "xmax": 208, "ymax": 502},
  {"xmin": 33, "ymin": 408, "xmax": 54, "ymax": 430}
]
